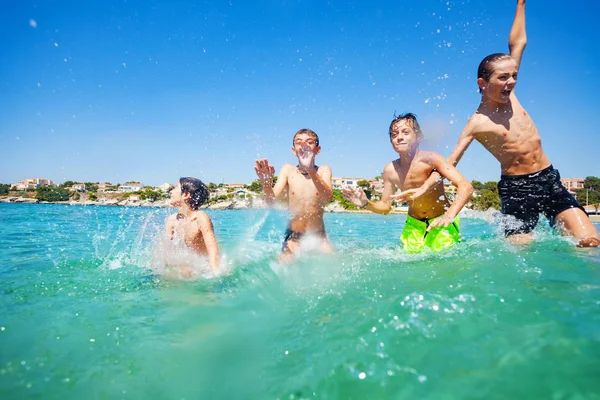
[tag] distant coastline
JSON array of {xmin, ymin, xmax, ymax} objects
[
  {"xmin": 2, "ymin": 195, "xmax": 599, "ymax": 222},
  {"xmin": 0, "ymin": 195, "xmax": 407, "ymax": 215}
]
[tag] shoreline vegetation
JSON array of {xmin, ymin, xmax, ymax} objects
[
  {"xmin": 0, "ymin": 192, "xmax": 402, "ymax": 214},
  {"xmin": 2, "ymin": 176, "xmax": 599, "ymax": 219}
]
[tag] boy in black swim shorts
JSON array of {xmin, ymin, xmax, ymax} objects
[
  {"xmin": 254, "ymin": 129, "xmax": 333, "ymax": 262},
  {"xmin": 499, "ymin": 166, "xmax": 587, "ymax": 236}
]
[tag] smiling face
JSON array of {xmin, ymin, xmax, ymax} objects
[
  {"xmin": 478, "ymin": 58, "xmax": 519, "ymax": 104},
  {"xmin": 389, "ymin": 119, "xmax": 421, "ymax": 155}
]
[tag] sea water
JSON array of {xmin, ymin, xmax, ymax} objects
[{"xmin": 1, "ymin": 203, "xmax": 599, "ymax": 399}]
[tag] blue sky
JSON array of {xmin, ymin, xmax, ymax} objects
[{"xmin": 1, "ymin": 0, "xmax": 599, "ymax": 186}]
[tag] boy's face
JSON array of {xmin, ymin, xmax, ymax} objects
[
  {"xmin": 390, "ymin": 120, "xmax": 420, "ymax": 154},
  {"xmin": 169, "ymin": 183, "xmax": 189, "ymax": 207},
  {"xmin": 478, "ymin": 58, "xmax": 518, "ymax": 104},
  {"xmin": 292, "ymin": 133, "xmax": 321, "ymax": 156}
]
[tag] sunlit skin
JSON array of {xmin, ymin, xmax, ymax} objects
[
  {"xmin": 165, "ymin": 183, "xmax": 220, "ymax": 275},
  {"xmin": 343, "ymin": 119, "xmax": 473, "ymax": 231},
  {"xmin": 420, "ymin": 0, "xmax": 599, "ymax": 247},
  {"xmin": 255, "ymin": 132, "xmax": 333, "ymax": 262}
]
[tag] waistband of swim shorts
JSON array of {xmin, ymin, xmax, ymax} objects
[{"xmin": 500, "ymin": 165, "xmax": 554, "ymax": 180}]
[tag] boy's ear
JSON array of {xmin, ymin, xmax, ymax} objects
[
  {"xmin": 477, "ymin": 77, "xmax": 486, "ymax": 92},
  {"xmin": 182, "ymin": 191, "xmax": 191, "ymax": 201},
  {"xmin": 291, "ymin": 146, "xmax": 297, "ymax": 156},
  {"xmin": 315, "ymin": 145, "xmax": 321, "ymax": 155}
]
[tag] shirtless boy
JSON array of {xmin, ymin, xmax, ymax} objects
[
  {"xmin": 254, "ymin": 128, "xmax": 333, "ymax": 262},
  {"xmin": 439, "ymin": 0, "xmax": 599, "ymax": 246},
  {"xmin": 343, "ymin": 113, "xmax": 473, "ymax": 253},
  {"xmin": 165, "ymin": 177, "xmax": 220, "ymax": 275}
]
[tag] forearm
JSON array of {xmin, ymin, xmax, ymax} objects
[
  {"xmin": 509, "ymin": 0, "xmax": 527, "ymax": 49},
  {"xmin": 262, "ymin": 184, "xmax": 276, "ymax": 205},
  {"xmin": 364, "ymin": 200, "xmax": 392, "ymax": 215},
  {"xmin": 444, "ymin": 183, "xmax": 474, "ymax": 219},
  {"xmin": 208, "ymin": 251, "xmax": 220, "ymax": 273}
]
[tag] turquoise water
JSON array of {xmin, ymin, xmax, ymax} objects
[{"xmin": 1, "ymin": 203, "xmax": 599, "ymax": 399}]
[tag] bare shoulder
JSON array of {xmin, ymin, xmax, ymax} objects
[
  {"xmin": 317, "ymin": 164, "xmax": 332, "ymax": 174},
  {"xmin": 418, "ymin": 150, "xmax": 445, "ymax": 164},
  {"xmin": 191, "ymin": 210, "xmax": 214, "ymax": 227},
  {"xmin": 280, "ymin": 163, "xmax": 295, "ymax": 176},
  {"xmin": 166, "ymin": 213, "xmax": 178, "ymax": 224},
  {"xmin": 465, "ymin": 112, "xmax": 488, "ymax": 135},
  {"xmin": 383, "ymin": 160, "xmax": 398, "ymax": 177}
]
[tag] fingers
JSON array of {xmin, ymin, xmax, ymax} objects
[{"xmin": 255, "ymin": 159, "xmax": 270, "ymax": 169}]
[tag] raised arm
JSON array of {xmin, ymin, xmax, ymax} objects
[
  {"xmin": 255, "ymin": 159, "xmax": 288, "ymax": 205},
  {"xmin": 508, "ymin": 0, "xmax": 527, "ymax": 69},
  {"xmin": 427, "ymin": 154, "xmax": 474, "ymax": 230}
]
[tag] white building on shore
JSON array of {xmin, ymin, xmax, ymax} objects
[
  {"xmin": 118, "ymin": 182, "xmax": 143, "ymax": 192},
  {"xmin": 11, "ymin": 178, "xmax": 57, "ymax": 191}
]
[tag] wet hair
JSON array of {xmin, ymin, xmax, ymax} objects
[
  {"xmin": 477, "ymin": 53, "xmax": 513, "ymax": 92},
  {"xmin": 293, "ymin": 128, "xmax": 319, "ymax": 146},
  {"xmin": 179, "ymin": 177, "xmax": 209, "ymax": 210},
  {"xmin": 388, "ymin": 113, "xmax": 424, "ymax": 140}
]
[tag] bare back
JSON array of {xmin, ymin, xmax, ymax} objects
[
  {"xmin": 383, "ymin": 151, "xmax": 450, "ymax": 220},
  {"xmin": 472, "ymin": 94, "xmax": 551, "ymax": 176}
]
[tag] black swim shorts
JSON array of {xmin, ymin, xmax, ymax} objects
[
  {"xmin": 282, "ymin": 228, "xmax": 304, "ymax": 253},
  {"xmin": 497, "ymin": 165, "xmax": 586, "ymax": 236}
]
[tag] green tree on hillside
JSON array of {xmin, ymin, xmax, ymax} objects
[
  {"xmin": 483, "ymin": 181, "xmax": 498, "ymax": 193},
  {"xmin": 0, "ymin": 184, "xmax": 10, "ymax": 195},
  {"xmin": 575, "ymin": 176, "xmax": 600, "ymax": 212},
  {"xmin": 35, "ymin": 186, "xmax": 69, "ymax": 202},
  {"xmin": 471, "ymin": 180, "xmax": 484, "ymax": 191},
  {"xmin": 357, "ymin": 180, "xmax": 370, "ymax": 189},
  {"xmin": 61, "ymin": 180, "xmax": 77, "ymax": 188}
]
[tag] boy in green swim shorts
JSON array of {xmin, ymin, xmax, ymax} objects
[{"xmin": 343, "ymin": 113, "xmax": 473, "ymax": 253}]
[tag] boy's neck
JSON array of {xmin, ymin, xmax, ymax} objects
[
  {"xmin": 397, "ymin": 148, "xmax": 419, "ymax": 166},
  {"xmin": 177, "ymin": 205, "xmax": 195, "ymax": 218},
  {"xmin": 480, "ymin": 96, "xmax": 512, "ymax": 114}
]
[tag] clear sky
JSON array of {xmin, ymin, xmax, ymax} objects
[{"xmin": 1, "ymin": 0, "xmax": 599, "ymax": 186}]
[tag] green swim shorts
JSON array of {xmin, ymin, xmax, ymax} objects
[{"xmin": 400, "ymin": 215, "xmax": 461, "ymax": 253}]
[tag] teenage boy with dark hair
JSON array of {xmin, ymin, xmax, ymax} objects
[{"xmin": 165, "ymin": 177, "xmax": 220, "ymax": 275}]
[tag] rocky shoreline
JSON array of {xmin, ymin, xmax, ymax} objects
[{"xmin": 0, "ymin": 195, "xmax": 383, "ymax": 214}]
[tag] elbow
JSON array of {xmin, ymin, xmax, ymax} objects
[
  {"xmin": 466, "ymin": 182, "xmax": 474, "ymax": 196},
  {"xmin": 509, "ymin": 39, "xmax": 527, "ymax": 50}
]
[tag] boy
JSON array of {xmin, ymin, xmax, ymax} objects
[
  {"xmin": 342, "ymin": 113, "xmax": 473, "ymax": 253},
  {"xmin": 428, "ymin": 0, "xmax": 599, "ymax": 246},
  {"xmin": 165, "ymin": 177, "xmax": 220, "ymax": 275},
  {"xmin": 254, "ymin": 128, "xmax": 333, "ymax": 262}
]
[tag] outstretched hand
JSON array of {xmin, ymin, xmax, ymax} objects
[
  {"xmin": 254, "ymin": 159, "xmax": 275, "ymax": 184},
  {"xmin": 389, "ymin": 186, "xmax": 427, "ymax": 203},
  {"xmin": 296, "ymin": 143, "xmax": 316, "ymax": 172},
  {"xmin": 342, "ymin": 186, "xmax": 368, "ymax": 208},
  {"xmin": 426, "ymin": 214, "xmax": 454, "ymax": 232}
]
